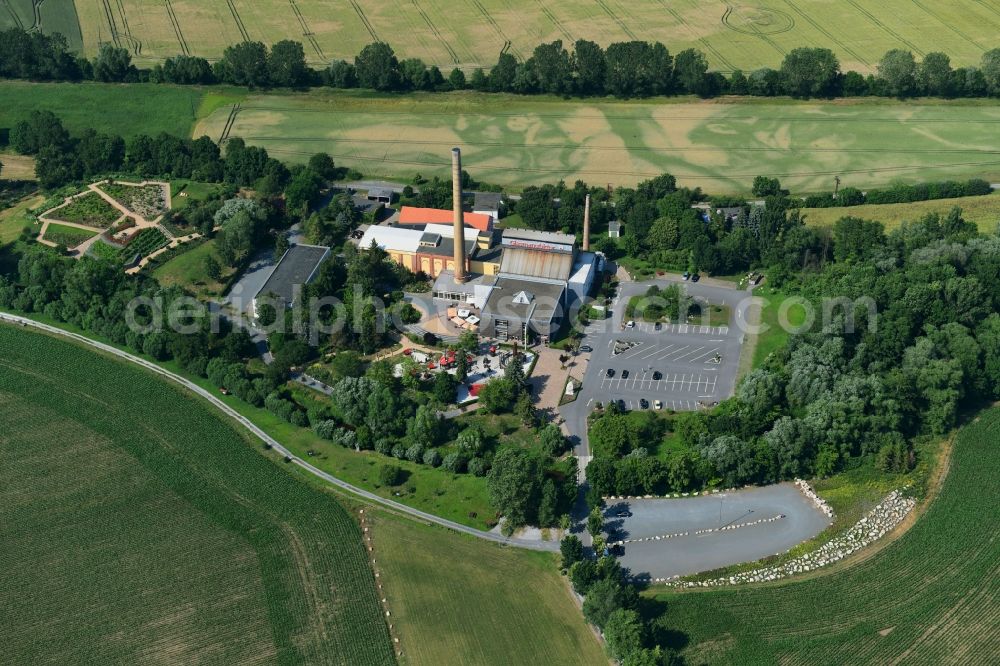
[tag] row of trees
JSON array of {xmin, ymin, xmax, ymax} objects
[
  {"xmin": 7, "ymin": 27, "xmax": 1000, "ymax": 100},
  {"xmin": 561, "ymin": 535, "xmax": 676, "ymax": 665}
]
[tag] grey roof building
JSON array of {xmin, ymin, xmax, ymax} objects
[
  {"xmin": 367, "ymin": 187, "xmax": 394, "ymax": 203},
  {"xmin": 473, "ymin": 192, "xmax": 502, "ymax": 219},
  {"xmin": 479, "ymin": 277, "xmax": 566, "ymax": 343},
  {"xmin": 251, "ymin": 244, "xmax": 331, "ymax": 319}
]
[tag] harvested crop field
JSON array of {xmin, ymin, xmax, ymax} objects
[
  {"xmin": 50, "ymin": 1, "xmax": 1000, "ymax": 72},
  {"xmin": 0, "ymin": 324, "xmax": 395, "ymax": 665},
  {"xmin": 649, "ymin": 406, "xmax": 1000, "ymax": 665},
  {"xmin": 196, "ymin": 91, "xmax": 1000, "ymax": 192}
]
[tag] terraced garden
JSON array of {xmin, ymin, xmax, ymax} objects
[
  {"xmin": 44, "ymin": 191, "xmax": 121, "ymax": 228},
  {"xmin": 97, "ymin": 182, "xmax": 169, "ymax": 219},
  {"xmin": 0, "ymin": 324, "xmax": 396, "ymax": 665},
  {"xmin": 651, "ymin": 407, "xmax": 1000, "ymax": 665},
  {"xmin": 41, "ymin": 222, "xmax": 97, "ymax": 247}
]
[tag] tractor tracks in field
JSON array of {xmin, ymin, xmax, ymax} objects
[
  {"xmin": 534, "ymin": 0, "xmax": 573, "ymax": 44},
  {"xmin": 2, "ymin": 0, "xmax": 24, "ymax": 31},
  {"xmin": 410, "ymin": 0, "xmax": 459, "ymax": 65},
  {"xmin": 909, "ymin": 0, "xmax": 985, "ymax": 53},
  {"xmin": 595, "ymin": 0, "xmax": 636, "ymax": 40},
  {"xmin": 349, "ymin": 0, "xmax": 379, "ymax": 43},
  {"xmin": 658, "ymin": 1, "xmax": 737, "ymax": 72},
  {"xmin": 471, "ymin": 0, "xmax": 523, "ymax": 61},
  {"xmin": 288, "ymin": 0, "xmax": 325, "ymax": 60},
  {"xmin": 164, "ymin": 0, "xmax": 189, "ymax": 56},
  {"xmin": 226, "ymin": 0, "xmax": 250, "ymax": 43},
  {"xmin": 781, "ymin": 0, "xmax": 870, "ymax": 67},
  {"xmin": 219, "ymin": 103, "xmax": 241, "ymax": 143},
  {"xmin": 100, "ymin": 0, "xmax": 142, "ymax": 54},
  {"xmin": 722, "ymin": 4, "xmax": 787, "ymax": 58},
  {"xmin": 843, "ymin": 0, "xmax": 924, "ymax": 56}
]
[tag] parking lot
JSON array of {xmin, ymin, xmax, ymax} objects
[
  {"xmin": 560, "ymin": 277, "xmax": 747, "ymax": 450},
  {"xmin": 603, "ymin": 484, "xmax": 832, "ymax": 581}
]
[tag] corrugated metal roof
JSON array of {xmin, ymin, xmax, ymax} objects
[
  {"xmin": 359, "ymin": 225, "xmax": 422, "ymax": 253},
  {"xmin": 499, "ymin": 247, "xmax": 573, "ymax": 281},
  {"xmin": 501, "ymin": 228, "xmax": 575, "ymax": 246}
]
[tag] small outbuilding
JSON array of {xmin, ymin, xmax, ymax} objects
[
  {"xmin": 608, "ymin": 220, "xmax": 623, "ymax": 238},
  {"xmin": 367, "ymin": 187, "xmax": 394, "ymax": 204}
]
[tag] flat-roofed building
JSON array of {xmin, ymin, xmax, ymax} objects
[
  {"xmin": 251, "ymin": 244, "xmax": 331, "ymax": 320},
  {"xmin": 473, "ymin": 192, "xmax": 502, "ymax": 223}
]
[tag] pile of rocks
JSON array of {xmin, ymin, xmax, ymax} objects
[
  {"xmin": 661, "ymin": 489, "xmax": 915, "ymax": 588},
  {"xmin": 795, "ymin": 478, "xmax": 835, "ymax": 519},
  {"xmin": 615, "ymin": 514, "xmax": 784, "ymax": 547}
]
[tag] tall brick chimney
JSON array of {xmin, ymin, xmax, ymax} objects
[
  {"xmin": 451, "ymin": 147, "xmax": 467, "ymax": 283},
  {"xmin": 582, "ymin": 193, "xmax": 591, "ymax": 251}
]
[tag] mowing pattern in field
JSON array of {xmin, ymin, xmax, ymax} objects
[
  {"xmin": 63, "ymin": 0, "xmax": 999, "ymax": 70},
  {"xmin": 195, "ymin": 91, "xmax": 1000, "ymax": 192},
  {"xmin": 0, "ymin": 325, "xmax": 396, "ymax": 666},
  {"xmin": 654, "ymin": 408, "xmax": 1000, "ymax": 665},
  {"xmin": 369, "ymin": 510, "xmax": 608, "ymax": 666}
]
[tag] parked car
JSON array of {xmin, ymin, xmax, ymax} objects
[
  {"xmin": 606, "ymin": 368, "xmax": 615, "ymax": 378},
  {"xmin": 626, "ymin": 320, "xmax": 636, "ymax": 328},
  {"xmin": 580, "ymin": 345, "xmax": 593, "ymax": 352},
  {"xmin": 616, "ymin": 509, "xmax": 633, "ymax": 518},
  {"xmin": 639, "ymin": 398, "xmax": 649, "ymax": 409},
  {"xmin": 617, "ymin": 399, "xmax": 626, "ymax": 411},
  {"xmin": 654, "ymin": 322, "xmax": 662, "ymax": 331},
  {"xmin": 652, "ymin": 371, "xmax": 662, "ymax": 380},
  {"xmin": 622, "ymin": 370, "xmax": 629, "ymax": 379},
  {"xmin": 682, "ymin": 271, "xmax": 690, "ymax": 280},
  {"xmin": 691, "ymin": 273, "xmax": 700, "ymax": 282},
  {"xmin": 654, "ymin": 399, "xmax": 663, "ymax": 410}
]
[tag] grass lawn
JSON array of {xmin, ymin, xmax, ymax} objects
[
  {"xmin": 748, "ymin": 287, "xmax": 804, "ymax": 370},
  {"xmin": 0, "ymin": 81, "xmax": 217, "ymax": 139},
  {"xmin": 649, "ymin": 406, "xmax": 1000, "ymax": 665},
  {"xmin": 66, "ymin": 0, "xmax": 995, "ymax": 73},
  {"xmin": 170, "ymin": 179, "xmax": 224, "ymax": 210},
  {"xmin": 369, "ymin": 508, "xmax": 607, "ymax": 666},
  {"xmin": 0, "ymin": 323, "xmax": 394, "ymax": 665},
  {"xmin": 0, "ymin": 151, "xmax": 36, "ymax": 180},
  {"xmin": 41, "ymin": 222, "xmax": 98, "ymax": 247},
  {"xmin": 0, "ymin": 195, "xmax": 43, "ymax": 244},
  {"xmin": 194, "ymin": 89, "xmax": 1000, "ymax": 193},
  {"xmin": 801, "ymin": 192, "xmax": 1000, "ymax": 233},
  {"xmin": 151, "ymin": 239, "xmax": 233, "ymax": 297}
]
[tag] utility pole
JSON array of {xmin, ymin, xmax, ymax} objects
[{"xmin": 834, "ymin": 175, "xmax": 841, "ymax": 198}]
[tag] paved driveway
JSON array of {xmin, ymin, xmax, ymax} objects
[
  {"xmin": 560, "ymin": 277, "xmax": 751, "ymax": 454},
  {"xmin": 604, "ymin": 483, "xmax": 831, "ymax": 581}
]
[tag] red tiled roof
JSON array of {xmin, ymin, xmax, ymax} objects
[{"xmin": 399, "ymin": 206, "xmax": 492, "ymax": 232}]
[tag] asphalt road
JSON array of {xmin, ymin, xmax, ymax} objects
[
  {"xmin": 604, "ymin": 484, "xmax": 831, "ymax": 581},
  {"xmin": 559, "ymin": 276, "xmax": 751, "ymax": 456},
  {"xmin": 0, "ymin": 312, "xmax": 557, "ymax": 552}
]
